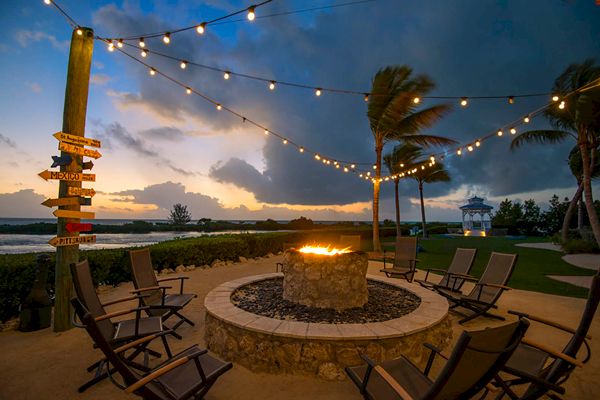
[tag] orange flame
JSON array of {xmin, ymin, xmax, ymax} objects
[{"xmin": 298, "ymin": 244, "xmax": 352, "ymax": 255}]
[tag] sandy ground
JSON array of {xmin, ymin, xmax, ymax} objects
[
  {"xmin": 515, "ymin": 242, "xmax": 563, "ymax": 252},
  {"xmin": 563, "ymin": 254, "xmax": 600, "ymax": 271},
  {"xmin": 1, "ymin": 256, "xmax": 599, "ymax": 400}
]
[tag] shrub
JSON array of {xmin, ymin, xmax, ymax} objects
[{"xmin": 562, "ymin": 239, "xmax": 600, "ymax": 254}]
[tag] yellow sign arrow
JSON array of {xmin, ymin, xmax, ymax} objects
[
  {"xmin": 58, "ymin": 142, "xmax": 102, "ymax": 159},
  {"xmin": 53, "ymin": 131, "xmax": 101, "ymax": 148},
  {"xmin": 38, "ymin": 170, "xmax": 95, "ymax": 182},
  {"xmin": 67, "ymin": 187, "xmax": 96, "ymax": 197},
  {"xmin": 48, "ymin": 235, "xmax": 96, "ymax": 247},
  {"xmin": 53, "ymin": 209, "xmax": 95, "ymax": 219}
]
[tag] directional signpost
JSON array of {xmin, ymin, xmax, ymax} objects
[
  {"xmin": 58, "ymin": 142, "xmax": 102, "ymax": 159},
  {"xmin": 48, "ymin": 235, "xmax": 96, "ymax": 247},
  {"xmin": 42, "ymin": 197, "xmax": 91, "ymax": 208},
  {"xmin": 53, "ymin": 209, "xmax": 95, "ymax": 219},
  {"xmin": 67, "ymin": 187, "xmax": 96, "ymax": 197},
  {"xmin": 65, "ymin": 222, "xmax": 93, "ymax": 233},
  {"xmin": 51, "ymin": 155, "xmax": 72, "ymax": 168},
  {"xmin": 38, "ymin": 170, "xmax": 95, "ymax": 182},
  {"xmin": 53, "ymin": 131, "xmax": 101, "ymax": 148},
  {"xmin": 82, "ymin": 161, "xmax": 94, "ymax": 170}
]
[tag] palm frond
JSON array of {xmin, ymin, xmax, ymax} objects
[
  {"xmin": 389, "ymin": 133, "xmax": 457, "ymax": 147},
  {"xmin": 383, "ymin": 143, "xmax": 423, "ymax": 174},
  {"xmin": 509, "ymin": 130, "xmax": 573, "ymax": 150}
]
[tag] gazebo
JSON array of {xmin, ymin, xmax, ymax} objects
[{"xmin": 460, "ymin": 196, "xmax": 493, "ymax": 236}]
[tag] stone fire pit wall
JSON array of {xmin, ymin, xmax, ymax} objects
[{"xmin": 282, "ymin": 249, "xmax": 368, "ymax": 310}]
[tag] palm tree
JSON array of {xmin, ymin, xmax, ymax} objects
[
  {"xmin": 383, "ymin": 144, "xmax": 423, "ymax": 237},
  {"xmin": 564, "ymin": 146, "xmax": 600, "ymax": 235},
  {"xmin": 367, "ymin": 66, "xmax": 455, "ymax": 251},
  {"xmin": 511, "ymin": 59, "xmax": 600, "ymax": 245},
  {"xmin": 410, "ymin": 162, "xmax": 451, "ymax": 238}
]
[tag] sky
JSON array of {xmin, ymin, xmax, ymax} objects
[{"xmin": 0, "ymin": 0, "xmax": 599, "ymax": 222}]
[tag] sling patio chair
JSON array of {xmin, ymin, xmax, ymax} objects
[
  {"xmin": 415, "ymin": 248, "xmax": 477, "ymax": 292},
  {"xmin": 71, "ymin": 297, "xmax": 232, "ymax": 400},
  {"xmin": 129, "ymin": 248, "xmax": 197, "ymax": 339},
  {"xmin": 70, "ymin": 259, "xmax": 172, "ymax": 393},
  {"xmin": 376, "ymin": 236, "xmax": 419, "ymax": 282},
  {"xmin": 491, "ymin": 271, "xmax": 600, "ymax": 400},
  {"xmin": 346, "ymin": 318, "xmax": 530, "ymax": 400},
  {"xmin": 436, "ymin": 252, "xmax": 518, "ymax": 324}
]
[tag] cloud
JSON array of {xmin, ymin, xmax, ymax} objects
[
  {"xmin": 0, "ymin": 133, "xmax": 16, "ymax": 148},
  {"xmin": 91, "ymin": 74, "xmax": 111, "ymax": 85},
  {"xmin": 0, "ymin": 190, "xmax": 47, "ymax": 218},
  {"xmin": 14, "ymin": 30, "xmax": 68, "ymax": 51},
  {"xmin": 27, "ymin": 82, "xmax": 42, "ymax": 93},
  {"xmin": 139, "ymin": 126, "xmax": 185, "ymax": 142}
]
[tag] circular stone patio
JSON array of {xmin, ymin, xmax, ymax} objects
[{"xmin": 204, "ymin": 273, "xmax": 451, "ymax": 380}]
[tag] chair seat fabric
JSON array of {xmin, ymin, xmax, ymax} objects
[
  {"xmin": 114, "ymin": 316, "xmax": 163, "ymax": 342},
  {"xmin": 347, "ymin": 356, "xmax": 433, "ymax": 400},
  {"xmin": 503, "ymin": 344, "xmax": 550, "ymax": 377},
  {"xmin": 148, "ymin": 293, "xmax": 195, "ymax": 316},
  {"xmin": 380, "ymin": 267, "xmax": 412, "ymax": 274}
]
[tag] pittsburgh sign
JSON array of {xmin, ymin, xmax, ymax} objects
[
  {"xmin": 38, "ymin": 170, "xmax": 95, "ymax": 182},
  {"xmin": 48, "ymin": 235, "xmax": 96, "ymax": 247},
  {"xmin": 53, "ymin": 131, "xmax": 101, "ymax": 148},
  {"xmin": 67, "ymin": 187, "xmax": 96, "ymax": 197},
  {"xmin": 58, "ymin": 142, "xmax": 102, "ymax": 159}
]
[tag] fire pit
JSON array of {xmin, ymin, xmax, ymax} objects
[{"xmin": 282, "ymin": 246, "xmax": 368, "ymax": 310}]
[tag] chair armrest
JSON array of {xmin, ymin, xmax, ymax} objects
[
  {"xmin": 373, "ymin": 365, "xmax": 416, "ymax": 400},
  {"xmin": 95, "ymin": 306, "xmax": 150, "ymax": 322},
  {"xmin": 508, "ymin": 310, "xmax": 591, "ymax": 340},
  {"xmin": 447, "ymin": 272, "xmax": 478, "ymax": 281},
  {"xmin": 521, "ymin": 338, "xmax": 584, "ymax": 368},
  {"xmin": 130, "ymin": 286, "xmax": 170, "ymax": 294},
  {"xmin": 101, "ymin": 294, "xmax": 149, "ymax": 307},
  {"xmin": 158, "ymin": 276, "xmax": 188, "ymax": 294},
  {"xmin": 112, "ymin": 330, "xmax": 174, "ymax": 355},
  {"xmin": 423, "ymin": 342, "xmax": 449, "ymax": 376},
  {"xmin": 426, "ymin": 268, "xmax": 447, "ymax": 274},
  {"xmin": 476, "ymin": 282, "xmax": 512, "ymax": 291},
  {"xmin": 125, "ymin": 347, "xmax": 208, "ymax": 394}
]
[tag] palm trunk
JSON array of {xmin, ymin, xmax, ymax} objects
[
  {"xmin": 579, "ymin": 141, "xmax": 600, "ymax": 249},
  {"xmin": 561, "ymin": 183, "xmax": 583, "ymax": 243},
  {"xmin": 419, "ymin": 181, "xmax": 427, "ymax": 238},
  {"xmin": 394, "ymin": 179, "xmax": 401, "ymax": 237},
  {"xmin": 372, "ymin": 143, "xmax": 383, "ymax": 252},
  {"xmin": 578, "ymin": 198, "xmax": 584, "ymax": 230}
]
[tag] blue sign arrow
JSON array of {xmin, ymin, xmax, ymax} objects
[{"xmin": 51, "ymin": 155, "xmax": 72, "ymax": 168}]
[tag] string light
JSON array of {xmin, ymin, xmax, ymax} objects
[
  {"xmin": 510, "ymin": 127, "xmax": 517, "ymax": 134},
  {"xmin": 107, "ymin": 42, "xmax": 115, "ymax": 52},
  {"xmin": 467, "ymin": 145, "xmax": 473, "ymax": 152},
  {"xmin": 139, "ymin": 38, "xmax": 145, "ymax": 47},
  {"xmin": 344, "ymin": 167, "xmax": 349, "ymax": 172},
  {"xmin": 552, "ymin": 95, "xmax": 559, "ymax": 102},
  {"xmin": 457, "ymin": 148, "xmax": 462, "ymax": 155},
  {"xmin": 559, "ymin": 101, "xmax": 565, "ymax": 109},
  {"xmin": 264, "ymin": 129, "xmax": 269, "ymax": 135},
  {"xmin": 413, "ymin": 97, "xmax": 420, "ymax": 104},
  {"xmin": 269, "ymin": 81, "xmax": 276, "ymax": 90},
  {"xmin": 315, "ymin": 88, "xmax": 322, "ymax": 96},
  {"xmin": 364, "ymin": 94, "xmax": 369, "ymax": 102},
  {"xmin": 224, "ymin": 71, "xmax": 230, "ymax": 80},
  {"xmin": 283, "ymin": 139, "xmax": 288, "ymax": 144},
  {"xmin": 497, "ymin": 130, "xmax": 503, "ymax": 137},
  {"xmin": 141, "ymin": 49, "xmax": 148, "ymax": 57},
  {"xmin": 76, "ymin": 28, "xmax": 83, "ymax": 36},
  {"xmin": 351, "ymin": 164, "xmax": 355, "ymax": 169},
  {"xmin": 197, "ymin": 23, "xmax": 206, "ymax": 35},
  {"xmin": 163, "ymin": 32, "xmax": 171, "ymax": 44},
  {"xmin": 373, "ymin": 165, "xmax": 377, "ymax": 170},
  {"xmin": 429, "ymin": 156, "xmax": 435, "ymax": 162},
  {"xmin": 117, "ymin": 39, "xmax": 124, "ymax": 48},
  {"xmin": 247, "ymin": 6, "xmax": 256, "ymax": 21},
  {"xmin": 523, "ymin": 116, "xmax": 530, "ymax": 123},
  {"xmin": 149, "ymin": 67, "xmax": 156, "ymax": 76},
  {"xmin": 180, "ymin": 61, "xmax": 187, "ymax": 69},
  {"xmin": 44, "ymin": 0, "xmax": 52, "ymax": 4},
  {"xmin": 475, "ymin": 140, "xmax": 481, "ymax": 147},
  {"xmin": 508, "ymin": 96, "xmax": 515, "ymax": 104},
  {"xmin": 216, "ymin": 103, "xmax": 222, "ymax": 110},
  {"xmin": 186, "ymin": 87, "xmax": 192, "ymax": 94},
  {"xmin": 299, "ymin": 147, "xmax": 304, "ymax": 153},
  {"xmin": 315, "ymin": 154, "xmax": 320, "ymax": 160},
  {"xmin": 460, "ymin": 97, "xmax": 468, "ymax": 107}
]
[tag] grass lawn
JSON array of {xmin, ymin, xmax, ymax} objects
[{"xmin": 379, "ymin": 235, "xmax": 596, "ymax": 299}]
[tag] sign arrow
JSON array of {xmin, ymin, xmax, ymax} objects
[
  {"xmin": 48, "ymin": 235, "xmax": 96, "ymax": 247},
  {"xmin": 38, "ymin": 170, "xmax": 95, "ymax": 182},
  {"xmin": 58, "ymin": 142, "xmax": 102, "ymax": 159},
  {"xmin": 82, "ymin": 161, "xmax": 94, "ymax": 170},
  {"xmin": 65, "ymin": 223, "xmax": 93, "ymax": 233},
  {"xmin": 67, "ymin": 187, "xmax": 96, "ymax": 197},
  {"xmin": 53, "ymin": 131, "xmax": 101, "ymax": 148},
  {"xmin": 51, "ymin": 155, "xmax": 72, "ymax": 168},
  {"xmin": 53, "ymin": 209, "xmax": 95, "ymax": 219},
  {"xmin": 41, "ymin": 197, "xmax": 91, "ymax": 208}
]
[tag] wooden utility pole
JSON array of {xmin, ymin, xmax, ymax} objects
[{"xmin": 54, "ymin": 27, "xmax": 94, "ymax": 331}]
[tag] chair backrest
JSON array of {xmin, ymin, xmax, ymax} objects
[
  {"xmin": 465, "ymin": 252, "xmax": 517, "ymax": 304},
  {"xmin": 340, "ymin": 235, "xmax": 362, "ymax": 251},
  {"xmin": 129, "ymin": 248, "xmax": 161, "ymax": 305},
  {"xmin": 438, "ymin": 248, "xmax": 477, "ymax": 288},
  {"xmin": 70, "ymin": 260, "xmax": 115, "ymax": 340},
  {"xmin": 427, "ymin": 319, "xmax": 530, "ymax": 399},
  {"xmin": 522, "ymin": 271, "xmax": 600, "ymax": 399},
  {"xmin": 392, "ymin": 236, "xmax": 418, "ymax": 269}
]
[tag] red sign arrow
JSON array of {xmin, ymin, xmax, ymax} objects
[{"xmin": 65, "ymin": 223, "xmax": 93, "ymax": 233}]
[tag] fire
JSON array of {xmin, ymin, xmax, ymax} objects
[{"xmin": 298, "ymin": 244, "xmax": 352, "ymax": 256}]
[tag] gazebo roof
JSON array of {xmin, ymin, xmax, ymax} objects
[{"xmin": 459, "ymin": 196, "xmax": 493, "ymax": 210}]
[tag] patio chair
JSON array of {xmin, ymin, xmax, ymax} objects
[
  {"xmin": 492, "ymin": 271, "xmax": 600, "ymax": 399},
  {"xmin": 346, "ymin": 318, "xmax": 530, "ymax": 400},
  {"xmin": 377, "ymin": 236, "xmax": 418, "ymax": 282},
  {"xmin": 340, "ymin": 235, "xmax": 362, "ymax": 251},
  {"xmin": 71, "ymin": 297, "xmax": 232, "ymax": 400},
  {"xmin": 415, "ymin": 248, "xmax": 477, "ymax": 292},
  {"xmin": 70, "ymin": 259, "xmax": 172, "ymax": 393},
  {"xmin": 436, "ymin": 252, "xmax": 517, "ymax": 324},
  {"xmin": 129, "ymin": 248, "xmax": 197, "ymax": 339}
]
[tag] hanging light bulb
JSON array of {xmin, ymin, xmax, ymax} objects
[
  {"xmin": 315, "ymin": 154, "xmax": 321, "ymax": 160},
  {"xmin": 510, "ymin": 127, "xmax": 517, "ymax": 135},
  {"xmin": 552, "ymin": 95, "xmax": 559, "ymax": 102},
  {"xmin": 457, "ymin": 148, "xmax": 462, "ymax": 155},
  {"xmin": 400, "ymin": 163, "xmax": 404, "ymax": 167},
  {"xmin": 413, "ymin": 97, "xmax": 420, "ymax": 104},
  {"xmin": 385, "ymin": 176, "xmax": 389, "ymax": 180},
  {"xmin": 460, "ymin": 97, "xmax": 468, "ymax": 107},
  {"xmin": 524, "ymin": 116, "xmax": 530, "ymax": 123},
  {"xmin": 475, "ymin": 140, "xmax": 481, "ymax": 147},
  {"xmin": 429, "ymin": 156, "xmax": 435, "ymax": 162},
  {"xmin": 186, "ymin": 87, "xmax": 192, "ymax": 94},
  {"xmin": 117, "ymin": 39, "xmax": 124, "ymax": 48},
  {"xmin": 335, "ymin": 164, "xmax": 340, "ymax": 169},
  {"xmin": 467, "ymin": 145, "xmax": 474, "ymax": 152},
  {"xmin": 141, "ymin": 49, "xmax": 148, "ymax": 57},
  {"xmin": 299, "ymin": 147, "xmax": 304, "ymax": 153},
  {"xmin": 223, "ymin": 71, "xmax": 230, "ymax": 80},
  {"xmin": 180, "ymin": 61, "xmax": 187, "ymax": 69},
  {"xmin": 359, "ymin": 174, "xmax": 364, "ymax": 178},
  {"xmin": 326, "ymin": 160, "xmax": 331, "ymax": 165},
  {"xmin": 559, "ymin": 101, "xmax": 566, "ymax": 109},
  {"xmin": 508, "ymin": 96, "xmax": 515, "ymax": 104},
  {"xmin": 269, "ymin": 81, "xmax": 276, "ymax": 90},
  {"xmin": 421, "ymin": 165, "xmax": 425, "ymax": 170},
  {"xmin": 197, "ymin": 23, "xmax": 206, "ymax": 35},
  {"xmin": 149, "ymin": 68, "xmax": 156, "ymax": 76},
  {"xmin": 216, "ymin": 103, "xmax": 222, "ymax": 110},
  {"xmin": 344, "ymin": 167, "xmax": 349, "ymax": 172},
  {"xmin": 373, "ymin": 165, "xmax": 377, "ymax": 170},
  {"xmin": 351, "ymin": 164, "xmax": 355, "ymax": 169},
  {"xmin": 44, "ymin": 0, "xmax": 52, "ymax": 4},
  {"xmin": 139, "ymin": 37, "xmax": 145, "ymax": 48},
  {"xmin": 163, "ymin": 32, "xmax": 171, "ymax": 44},
  {"xmin": 367, "ymin": 172, "xmax": 371, "ymax": 176},
  {"xmin": 76, "ymin": 29, "xmax": 83, "ymax": 36},
  {"xmin": 283, "ymin": 139, "xmax": 288, "ymax": 144},
  {"xmin": 497, "ymin": 130, "xmax": 503, "ymax": 137},
  {"xmin": 364, "ymin": 94, "xmax": 369, "ymax": 102},
  {"xmin": 247, "ymin": 5, "xmax": 256, "ymax": 21},
  {"xmin": 315, "ymin": 88, "xmax": 322, "ymax": 96},
  {"xmin": 107, "ymin": 42, "xmax": 115, "ymax": 52},
  {"xmin": 264, "ymin": 129, "xmax": 269, "ymax": 135}
]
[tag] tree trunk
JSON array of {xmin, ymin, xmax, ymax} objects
[
  {"xmin": 394, "ymin": 179, "xmax": 401, "ymax": 237},
  {"xmin": 419, "ymin": 181, "xmax": 427, "ymax": 238},
  {"xmin": 579, "ymin": 141, "xmax": 600, "ymax": 248},
  {"xmin": 372, "ymin": 143, "xmax": 383, "ymax": 252},
  {"xmin": 561, "ymin": 183, "xmax": 583, "ymax": 243},
  {"xmin": 578, "ymin": 198, "xmax": 584, "ymax": 231}
]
